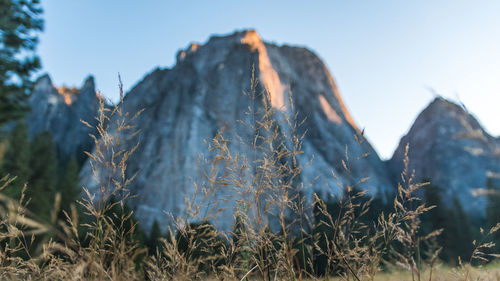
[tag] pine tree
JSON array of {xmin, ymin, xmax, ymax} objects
[
  {"xmin": 0, "ymin": 0, "xmax": 44, "ymax": 125},
  {"xmin": 232, "ymin": 213, "xmax": 252, "ymax": 273},
  {"xmin": 58, "ymin": 157, "xmax": 81, "ymax": 216},
  {"xmin": 422, "ymin": 184, "xmax": 449, "ymax": 236},
  {"xmin": 28, "ymin": 131, "xmax": 57, "ymax": 220},
  {"xmin": 2, "ymin": 121, "xmax": 30, "ymax": 199},
  {"xmin": 0, "ymin": 138, "xmax": 7, "ymax": 172},
  {"xmin": 146, "ymin": 220, "xmax": 162, "ymax": 255},
  {"xmin": 449, "ymin": 197, "xmax": 474, "ymax": 263},
  {"xmin": 105, "ymin": 195, "xmax": 147, "ymax": 246},
  {"xmin": 486, "ymin": 178, "xmax": 500, "ymax": 226},
  {"xmin": 422, "ymin": 184, "xmax": 469, "ymax": 263},
  {"xmin": 485, "ymin": 178, "xmax": 500, "ymax": 251},
  {"xmin": 176, "ymin": 222, "xmax": 227, "ymax": 273}
]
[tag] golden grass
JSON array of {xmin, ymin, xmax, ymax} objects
[
  {"xmin": 0, "ymin": 74, "xmax": 498, "ymax": 280},
  {"xmin": 329, "ymin": 265, "xmax": 500, "ymax": 281},
  {"xmin": 201, "ymin": 266, "xmax": 500, "ymax": 281}
]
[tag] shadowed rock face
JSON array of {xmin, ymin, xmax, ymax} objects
[
  {"xmin": 389, "ymin": 97, "xmax": 500, "ymax": 216},
  {"xmin": 80, "ymin": 30, "xmax": 394, "ymax": 231},
  {"xmin": 27, "ymin": 74, "xmax": 99, "ymax": 158}
]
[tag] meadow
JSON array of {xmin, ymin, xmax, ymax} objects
[{"xmin": 0, "ymin": 79, "xmax": 499, "ymax": 281}]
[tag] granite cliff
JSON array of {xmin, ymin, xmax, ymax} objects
[
  {"xmin": 389, "ymin": 97, "xmax": 500, "ymax": 216},
  {"xmin": 26, "ymin": 31, "xmax": 500, "ymax": 230},
  {"xmin": 79, "ymin": 30, "xmax": 394, "ymax": 231},
  {"xmin": 27, "ymin": 74, "xmax": 99, "ymax": 158}
]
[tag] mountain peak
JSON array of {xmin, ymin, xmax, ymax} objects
[
  {"xmin": 415, "ymin": 97, "xmax": 487, "ymax": 143},
  {"xmin": 34, "ymin": 73, "xmax": 54, "ymax": 94},
  {"xmin": 208, "ymin": 29, "xmax": 261, "ymax": 45},
  {"xmin": 389, "ymin": 97, "xmax": 500, "ymax": 217},
  {"xmin": 425, "ymin": 97, "xmax": 467, "ymax": 116},
  {"xmin": 27, "ymin": 74, "xmax": 100, "ymax": 156},
  {"xmin": 78, "ymin": 75, "xmax": 98, "ymax": 104},
  {"xmin": 82, "ymin": 75, "xmax": 95, "ymax": 90},
  {"xmin": 80, "ymin": 29, "xmax": 394, "ymax": 232},
  {"xmin": 176, "ymin": 29, "xmax": 263, "ymax": 63},
  {"xmin": 35, "ymin": 73, "xmax": 53, "ymax": 85},
  {"xmin": 238, "ymin": 29, "xmax": 263, "ymax": 51}
]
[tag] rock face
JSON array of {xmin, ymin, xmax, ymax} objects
[
  {"xmin": 80, "ymin": 30, "xmax": 394, "ymax": 231},
  {"xmin": 389, "ymin": 97, "xmax": 500, "ymax": 216},
  {"xmin": 27, "ymin": 74, "xmax": 99, "ymax": 158}
]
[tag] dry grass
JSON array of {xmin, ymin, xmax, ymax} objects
[
  {"xmin": 0, "ymin": 73, "xmax": 498, "ymax": 280},
  {"xmin": 331, "ymin": 265, "xmax": 500, "ymax": 281},
  {"xmin": 199, "ymin": 265, "xmax": 500, "ymax": 281}
]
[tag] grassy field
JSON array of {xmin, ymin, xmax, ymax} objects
[
  {"xmin": 199, "ymin": 265, "xmax": 500, "ymax": 281},
  {"xmin": 0, "ymin": 82, "xmax": 499, "ymax": 281},
  {"xmin": 330, "ymin": 265, "xmax": 500, "ymax": 281}
]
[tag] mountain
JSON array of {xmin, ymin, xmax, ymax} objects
[
  {"xmin": 389, "ymin": 97, "xmax": 500, "ymax": 216},
  {"xmin": 79, "ymin": 30, "xmax": 394, "ymax": 231},
  {"xmin": 27, "ymin": 74, "xmax": 99, "ymax": 159}
]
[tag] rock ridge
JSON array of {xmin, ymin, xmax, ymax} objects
[
  {"xmin": 27, "ymin": 74, "xmax": 100, "ymax": 158},
  {"xmin": 80, "ymin": 30, "xmax": 394, "ymax": 231},
  {"xmin": 389, "ymin": 97, "xmax": 500, "ymax": 216}
]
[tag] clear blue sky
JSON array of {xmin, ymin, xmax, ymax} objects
[{"xmin": 37, "ymin": 1, "xmax": 500, "ymax": 159}]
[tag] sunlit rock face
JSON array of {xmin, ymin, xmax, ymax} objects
[
  {"xmin": 27, "ymin": 74, "xmax": 99, "ymax": 158},
  {"xmin": 80, "ymin": 30, "xmax": 394, "ymax": 231},
  {"xmin": 389, "ymin": 97, "xmax": 500, "ymax": 216}
]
